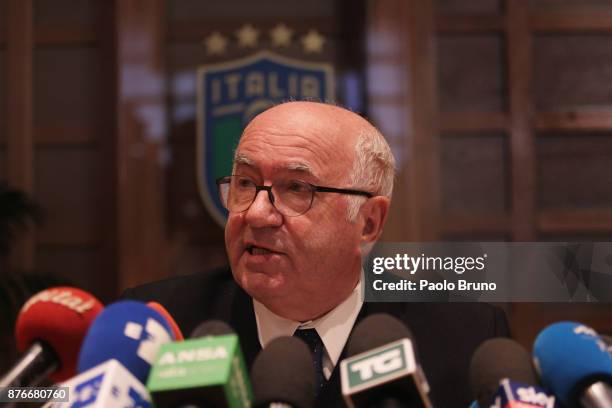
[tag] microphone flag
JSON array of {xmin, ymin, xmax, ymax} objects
[{"xmin": 147, "ymin": 334, "xmax": 252, "ymax": 407}]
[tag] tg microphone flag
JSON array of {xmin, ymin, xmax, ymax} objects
[{"xmin": 340, "ymin": 338, "xmax": 431, "ymax": 408}]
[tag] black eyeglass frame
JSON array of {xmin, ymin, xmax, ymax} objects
[{"xmin": 215, "ymin": 175, "xmax": 374, "ymax": 216}]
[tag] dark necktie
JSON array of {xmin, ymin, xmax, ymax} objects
[{"xmin": 293, "ymin": 328, "xmax": 326, "ymax": 395}]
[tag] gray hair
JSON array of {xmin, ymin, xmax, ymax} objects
[{"xmin": 346, "ymin": 126, "xmax": 396, "ymax": 221}]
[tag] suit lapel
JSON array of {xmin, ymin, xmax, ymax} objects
[{"xmin": 228, "ymin": 284, "xmax": 262, "ymax": 369}]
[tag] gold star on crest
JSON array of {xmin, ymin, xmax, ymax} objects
[
  {"xmin": 236, "ymin": 24, "xmax": 259, "ymax": 48},
  {"xmin": 270, "ymin": 23, "xmax": 293, "ymax": 47},
  {"xmin": 301, "ymin": 30, "xmax": 325, "ymax": 54},
  {"xmin": 204, "ymin": 31, "xmax": 228, "ymax": 55}
]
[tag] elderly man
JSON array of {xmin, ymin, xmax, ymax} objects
[{"xmin": 124, "ymin": 101, "xmax": 509, "ymax": 406}]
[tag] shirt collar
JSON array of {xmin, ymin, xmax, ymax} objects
[{"xmin": 253, "ymin": 281, "xmax": 363, "ymax": 368}]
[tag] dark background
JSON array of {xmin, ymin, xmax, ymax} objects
[{"xmin": 2, "ymin": 0, "xmax": 612, "ymax": 370}]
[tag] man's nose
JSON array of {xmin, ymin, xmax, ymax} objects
[{"xmin": 244, "ymin": 189, "xmax": 283, "ymax": 228}]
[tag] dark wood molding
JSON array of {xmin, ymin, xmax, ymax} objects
[
  {"xmin": 508, "ymin": 0, "xmax": 537, "ymax": 241},
  {"xmin": 35, "ymin": 25, "xmax": 96, "ymax": 45},
  {"xmin": 441, "ymin": 214, "xmax": 510, "ymax": 237},
  {"xmin": 114, "ymin": 0, "xmax": 169, "ymax": 290},
  {"xmin": 536, "ymin": 109, "xmax": 612, "ymax": 132},
  {"xmin": 1, "ymin": 25, "xmax": 96, "ymax": 45},
  {"xmin": 436, "ymin": 14, "xmax": 506, "ymax": 33},
  {"xmin": 368, "ymin": 0, "xmax": 440, "ymax": 241},
  {"xmin": 538, "ymin": 209, "xmax": 612, "ymax": 234},
  {"xmin": 530, "ymin": 10, "xmax": 612, "ymax": 33},
  {"xmin": 439, "ymin": 112, "xmax": 508, "ymax": 133},
  {"xmin": 6, "ymin": 0, "xmax": 35, "ymax": 271},
  {"xmin": 35, "ymin": 122, "xmax": 97, "ymax": 145}
]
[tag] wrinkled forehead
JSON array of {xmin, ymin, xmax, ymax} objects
[
  {"xmin": 233, "ymin": 108, "xmax": 358, "ymax": 180},
  {"xmin": 233, "ymin": 151, "xmax": 318, "ymax": 178}
]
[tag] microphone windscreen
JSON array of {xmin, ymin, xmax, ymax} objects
[
  {"xmin": 347, "ymin": 313, "xmax": 416, "ymax": 357},
  {"xmin": 190, "ymin": 320, "xmax": 235, "ymax": 338},
  {"xmin": 147, "ymin": 301, "xmax": 184, "ymax": 341},
  {"xmin": 469, "ymin": 338, "xmax": 537, "ymax": 406},
  {"xmin": 533, "ymin": 321, "xmax": 612, "ymax": 406},
  {"xmin": 15, "ymin": 287, "xmax": 103, "ymax": 381},
  {"xmin": 77, "ymin": 300, "xmax": 175, "ymax": 383},
  {"xmin": 251, "ymin": 336, "xmax": 315, "ymax": 408}
]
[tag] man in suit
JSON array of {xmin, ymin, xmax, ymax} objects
[{"xmin": 124, "ymin": 101, "xmax": 509, "ymax": 406}]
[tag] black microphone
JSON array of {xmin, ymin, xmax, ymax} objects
[
  {"xmin": 190, "ymin": 320, "xmax": 235, "ymax": 338},
  {"xmin": 469, "ymin": 338, "xmax": 558, "ymax": 408},
  {"xmin": 250, "ymin": 336, "xmax": 316, "ymax": 408},
  {"xmin": 340, "ymin": 314, "xmax": 433, "ymax": 408}
]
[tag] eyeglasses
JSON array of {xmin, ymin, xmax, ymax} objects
[{"xmin": 216, "ymin": 175, "xmax": 374, "ymax": 217}]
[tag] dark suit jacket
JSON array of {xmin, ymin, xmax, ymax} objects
[{"xmin": 123, "ymin": 266, "xmax": 510, "ymax": 407}]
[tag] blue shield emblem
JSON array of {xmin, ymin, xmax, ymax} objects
[{"xmin": 197, "ymin": 51, "xmax": 335, "ymax": 226}]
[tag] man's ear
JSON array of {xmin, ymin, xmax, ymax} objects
[{"xmin": 359, "ymin": 196, "xmax": 390, "ymax": 245}]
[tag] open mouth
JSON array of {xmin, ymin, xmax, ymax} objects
[{"xmin": 246, "ymin": 245, "xmax": 276, "ymax": 256}]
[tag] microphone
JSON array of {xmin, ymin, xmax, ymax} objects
[
  {"xmin": 250, "ymin": 336, "xmax": 316, "ymax": 408},
  {"xmin": 77, "ymin": 300, "xmax": 176, "ymax": 383},
  {"xmin": 45, "ymin": 301, "xmax": 175, "ymax": 407},
  {"xmin": 533, "ymin": 321, "xmax": 612, "ymax": 408},
  {"xmin": 469, "ymin": 338, "xmax": 557, "ymax": 408},
  {"xmin": 146, "ymin": 320, "xmax": 253, "ymax": 407},
  {"xmin": 340, "ymin": 314, "xmax": 433, "ymax": 408},
  {"xmin": 43, "ymin": 359, "xmax": 152, "ymax": 408},
  {"xmin": 147, "ymin": 301, "xmax": 184, "ymax": 341},
  {"xmin": 190, "ymin": 320, "xmax": 234, "ymax": 338},
  {"xmin": 0, "ymin": 287, "xmax": 103, "ymax": 387}
]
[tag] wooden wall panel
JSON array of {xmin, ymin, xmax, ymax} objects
[
  {"xmin": 93, "ymin": 0, "xmax": 118, "ymax": 302},
  {"xmin": 441, "ymin": 214, "xmax": 509, "ymax": 239},
  {"xmin": 168, "ymin": 0, "xmax": 336, "ymax": 21},
  {"xmin": 368, "ymin": 0, "xmax": 441, "ymax": 241},
  {"xmin": 529, "ymin": 0, "xmax": 612, "ymax": 9},
  {"xmin": 441, "ymin": 133, "xmax": 508, "ymax": 215},
  {"xmin": 534, "ymin": 35, "xmax": 612, "ymax": 110},
  {"xmin": 35, "ymin": 248, "xmax": 102, "ymax": 294},
  {"xmin": 167, "ymin": 143, "xmax": 224, "ymax": 244},
  {"xmin": 0, "ymin": 148, "xmax": 5, "ymax": 182},
  {"xmin": 367, "ymin": 63, "xmax": 404, "ymax": 100},
  {"xmin": 436, "ymin": 0, "xmax": 502, "ymax": 14},
  {"xmin": 438, "ymin": 35, "xmax": 505, "ymax": 112},
  {"xmin": 6, "ymin": 0, "xmax": 34, "ymax": 270},
  {"xmin": 508, "ymin": 0, "xmax": 537, "ymax": 241},
  {"xmin": 0, "ymin": 0, "xmax": 116, "ymax": 299},
  {"xmin": 0, "ymin": 0, "xmax": 5, "ymax": 37},
  {"xmin": 0, "ymin": 50, "xmax": 5, "ymax": 142},
  {"xmin": 35, "ymin": 148, "xmax": 100, "ymax": 246},
  {"xmin": 366, "ymin": 104, "xmax": 405, "ymax": 146},
  {"xmin": 113, "ymin": 0, "xmax": 168, "ymax": 290},
  {"xmin": 26, "ymin": 0, "xmax": 106, "ymax": 298},
  {"xmin": 33, "ymin": 0, "xmax": 94, "ymax": 25},
  {"xmin": 34, "ymin": 47, "xmax": 99, "ymax": 125},
  {"xmin": 537, "ymin": 133, "xmax": 612, "ymax": 209}
]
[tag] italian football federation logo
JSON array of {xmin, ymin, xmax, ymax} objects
[{"xmin": 197, "ymin": 51, "xmax": 334, "ymax": 227}]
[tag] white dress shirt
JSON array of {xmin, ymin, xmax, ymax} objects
[{"xmin": 253, "ymin": 282, "xmax": 363, "ymax": 379}]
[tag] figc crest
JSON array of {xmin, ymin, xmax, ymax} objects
[{"xmin": 197, "ymin": 51, "xmax": 335, "ymax": 226}]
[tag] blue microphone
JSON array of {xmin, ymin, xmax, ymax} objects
[
  {"xmin": 533, "ymin": 321, "xmax": 612, "ymax": 408},
  {"xmin": 77, "ymin": 300, "xmax": 176, "ymax": 383}
]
